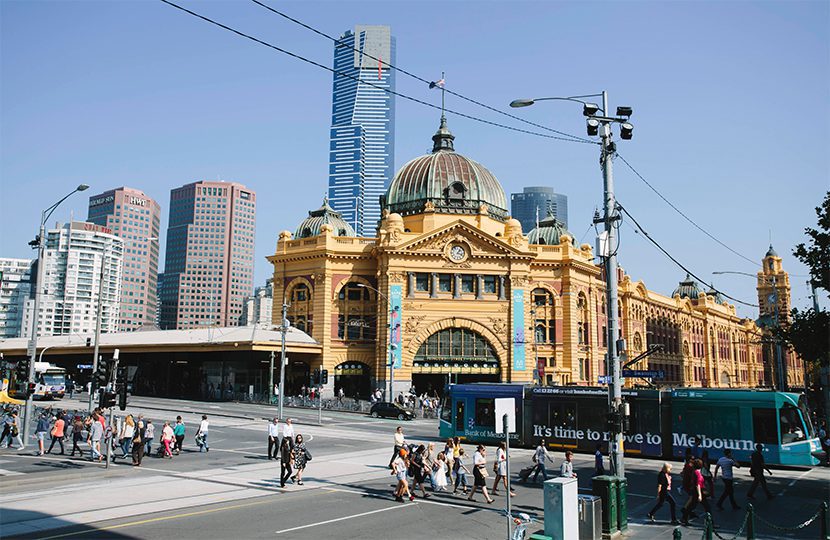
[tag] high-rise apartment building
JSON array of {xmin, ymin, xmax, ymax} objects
[
  {"xmin": 159, "ymin": 181, "xmax": 256, "ymax": 330},
  {"xmin": 328, "ymin": 25, "xmax": 396, "ymax": 236},
  {"xmin": 239, "ymin": 279, "xmax": 273, "ymax": 326},
  {"xmin": 0, "ymin": 258, "xmax": 34, "ymax": 338},
  {"xmin": 22, "ymin": 222, "xmax": 123, "ymax": 337},
  {"xmin": 87, "ymin": 187, "xmax": 161, "ymax": 331},
  {"xmin": 510, "ymin": 186, "xmax": 569, "ymax": 232}
]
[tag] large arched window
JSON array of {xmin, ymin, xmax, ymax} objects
[
  {"xmin": 337, "ymin": 282, "xmax": 376, "ymax": 341},
  {"xmin": 531, "ymin": 288, "xmax": 555, "ymax": 343},
  {"xmin": 577, "ymin": 293, "xmax": 589, "ymax": 345},
  {"xmin": 415, "ymin": 327, "xmax": 497, "ymax": 363},
  {"xmin": 287, "ymin": 283, "xmax": 312, "ymax": 334}
]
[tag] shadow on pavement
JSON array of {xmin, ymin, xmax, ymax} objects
[{"xmin": 4, "ymin": 510, "xmax": 137, "ymax": 539}]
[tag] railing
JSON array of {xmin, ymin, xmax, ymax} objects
[{"xmin": 671, "ymin": 502, "xmax": 829, "ymax": 540}]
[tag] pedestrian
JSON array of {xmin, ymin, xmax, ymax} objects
[
  {"xmin": 700, "ymin": 449, "xmax": 715, "ymax": 499},
  {"xmin": 337, "ymin": 387, "xmax": 345, "ymax": 404},
  {"xmin": 132, "ymin": 416, "xmax": 145, "ymax": 466},
  {"xmin": 390, "ymin": 426, "xmax": 406, "ymax": 468},
  {"xmin": 424, "ymin": 441, "xmax": 437, "ymax": 491},
  {"xmin": 161, "ymin": 421, "xmax": 174, "ymax": 458},
  {"xmin": 411, "ymin": 444, "xmax": 431, "ymax": 498},
  {"xmin": 647, "ymin": 463, "xmax": 678, "ymax": 524},
  {"xmin": 70, "ymin": 415, "xmax": 84, "ymax": 457},
  {"xmin": 560, "ymin": 450, "xmax": 577, "ymax": 478},
  {"xmin": 173, "ymin": 416, "xmax": 185, "ymax": 455},
  {"xmin": 282, "ymin": 418, "xmax": 294, "ymax": 448},
  {"xmin": 452, "ymin": 448, "xmax": 471, "ymax": 495},
  {"xmin": 681, "ymin": 459, "xmax": 711, "ymax": 526},
  {"xmin": 492, "ymin": 441, "xmax": 515, "ymax": 496},
  {"xmin": 443, "ymin": 438, "xmax": 455, "ymax": 484},
  {"xmin": 119, "ymin": 415, "xmax": 135, "ymax": 459},
  {"xmin": 594, "ymin": 444, "xmax": 606, "ymax": 476},
  {"xmin": 279, "ymin": 436, "xmax": 293, "ymax": 488},
  {"xmin": 532, "ymin": 439, "xmax": 553, "ymax": 482},
  {"xmin": 88, "ymin": 413, "xmax": 104, "ymax": 461},
  {"xmin": 144, "ymin": 419, "xmax": 155, "ymax": 455},
  {"xmin": 46, "ymin": 412, "xmax": 66, "ymax": 455},
  {"xmin": 196, "ymin": 414, "xmax": 209, "ymax": 452},
  {"xmin": 392, "ymin": 447, "xmax": 413, "ymax": 502},
  {"xmin": 268, "ymin": 417, "xmax": 280, "ymax": 460},
  {"xmin": 35, "ymin": 412, "xmax": 50, "ymax": 455},
  {"xmin": 6, "ymin": 411, "xmax": 24, "ymax": 450},
  {"xmin": 0, "ymin": 409, "xmax": 13, "ymax": 447},
  {"xmin": 747, "ymin": 443, "xmax": 774, "ymax": 500},
  {"xmin": 432, "ymin": 452, "xmax": 448, "ymax": 492},
  {"xmin": 714, "ymin": 448, "xmax": 741, "ymax": 510},
  {"xmin": 292, "ymin": 434, "xmax": 307, "ymax": 485},
  {"xmin": 467, "ymin": 444, "xmax": 494, "ymax": 503}
]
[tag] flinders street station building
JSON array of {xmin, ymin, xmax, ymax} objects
[{"xmin": 269, "ymin": 119, "xmax": 804, "ymax": 398}]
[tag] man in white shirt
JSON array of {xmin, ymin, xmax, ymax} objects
[
  {"xmin": 282, "ymin": 418, "xmax": 295, "ymax": 444},
  {"xmin": 713, "ymin": 448, "xmax": 741, "ymax": 510},
  {"xmin": 532, "ymin": 439, "xmax": 553, "ymax": 482},
  {"xmin": 196, "ymin": 415, "xmax": 210, "ymax": 453},
  {"xmin": 268, "ymin": 417, "xmax": 280, "ymax": 460}
]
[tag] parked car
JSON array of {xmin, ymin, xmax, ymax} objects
[{"xmin": 369, "ymin": 402, "xmax": 414, "ymax": 421}]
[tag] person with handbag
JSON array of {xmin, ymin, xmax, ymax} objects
[
  {"xmin": 467, "ymin": 445, "xmax": 495, "ymax": 504},
  {"xmin": 681, "ymin": 459, "xmax": 711, "ymax": 526},
  {"xmin": 292, "ymin": 434, "xmax": 308, "ymax": 485},
  {"xmin": 410, "ymin": 444, "xmax": 431, "ymax": 499},
  {"xmin": 491, "ymin": 441, "xmax": 515, "ymax": 497},
  {"xmin": 70, "ymin": 415, "xmax": 85, "ymax": 457},
  {"xmin": 7, "ymin": 410, "xmax": 24, "ymax": 450},
  {"xmin": 132, "ymin": 417, "xmax": 145, "ymax": 466}
]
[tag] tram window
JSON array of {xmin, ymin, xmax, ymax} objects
[
  {"xmin": 440, "ymin": 396, "xmax": 451, "ymax": 423},
  {"xmin": 711, "ymin": 407, "xmax": 739, "ymax": 436},
  {"xmin": 580, "ymin": 402, "xmax": 606, "ymax": 432},
  {"xmin": 475, "ymin": 398, "xmax": 494, "ymax": 427},
  {"xmin": 752, "ymin": 408, "xmax": 778, "ymax": 445},
  {"xmin": 779, "ymin": 406, "xmax": 806, "ymax": 444},
  {"xmin": 455, "ymin": 401, "xmax": 465, "ymax": 431},
  {"xmin": 549, "ymin": 402, "xmax": 577, "ymax": 430},
  {"xmin": 632, "ymin": 402, "xmax": 660, "ymax": 434}
]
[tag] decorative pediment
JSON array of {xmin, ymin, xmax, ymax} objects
[{"xmin": 392, "ymin": 220, "xmax": 529, "ymax": 259}]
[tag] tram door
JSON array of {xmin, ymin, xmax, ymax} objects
[{"xmin": 455, "ymin": 400, "xmax": 465, "ymax": 432}]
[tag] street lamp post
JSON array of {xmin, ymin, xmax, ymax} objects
[
  {"xmin": 24, "ymin": 183, "xmax": 89, "ymax": 442},
  {"xmin": 511, "ymin": 91, "xmax": 634, "ymax": 478},
  {"xmin": 278, "ymin": 300, "xmax": 288, "ymax": 421},
  {"xmin": 357, "ymin": 283, "xmax": 400, "ymax": 401},
  {"xmin": 713, "ymin": 270, "xmax": 785, "ymax": 391}
]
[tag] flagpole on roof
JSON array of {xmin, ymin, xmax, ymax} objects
[{"xmin": 441, "ymin": 71, "xmax": 445, "ymax": 120}]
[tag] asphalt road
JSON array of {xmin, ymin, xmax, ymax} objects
[{"xmin": 1, "ymin": 396, "xmax": 828, "ymax": 540}]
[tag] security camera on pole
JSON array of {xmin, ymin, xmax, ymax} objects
[{"xmin": 511, "ymin": 92, "xmax": 635, "ymax": 478}]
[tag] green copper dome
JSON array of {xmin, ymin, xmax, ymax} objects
[
  {"xmin": 705, "ymin": 285, "xmax": 725, "ymax": 304},
  {"xmin": 527, "ymin": 213, "xmax": 571, "ymax": 245},
  {"xmin": 672, "ymin": 274, "xmax": 701, "ymax": 299},
  {"xmin": 295, "ymin": 198, "xmax": 356, "ymax": 238},
  {"xmin": 382, "ymin": 118, "xmax": 508, "ymax": 220}
]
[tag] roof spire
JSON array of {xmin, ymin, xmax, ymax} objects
[{"xmin": 432, "ymin": 114, "xmax": 455, "ymax": 152}]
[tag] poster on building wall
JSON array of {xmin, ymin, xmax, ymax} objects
[
  {"xmin": 512, "ymin": 288, "xmax": 525, "ymax": 371},
  {"xmin": 390, "ymin": 284, "xmax": 403, "ymax": 368}
]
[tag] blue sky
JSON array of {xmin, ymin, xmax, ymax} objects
[{"xmin": 2, "ymin": 0, "xmax": 828, "ymax": 318}]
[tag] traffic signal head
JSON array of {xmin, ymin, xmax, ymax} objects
[
  {"xmin": 86, "ymin": 337, "xmax": 92, "ymax": 347},
  {"xmin": 99, "ymin": 390, "xmax": 116, "ymax": 409},
  {"xmin": 321, "ymin": 369, "xmax": 329, "ymax": 385},
  {"xmin": 95, "ymin": 360, "xmax": 110, "ymax": 387}
]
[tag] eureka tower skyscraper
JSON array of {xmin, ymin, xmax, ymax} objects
[{"xmin": 328, "ymin": 25, "xmax": 395, "ymax": 236}]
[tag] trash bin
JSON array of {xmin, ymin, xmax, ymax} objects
[
  {"xmin": 616, "ymin": 477, "xmax": 628, "ymax": 532},
  {"xmin": 591, "ymin": 475, "xmax": 618, "ymax": 536},
  {"xmin": 578, "ymin": 495, "xmax": 602, "ymax": 540}
]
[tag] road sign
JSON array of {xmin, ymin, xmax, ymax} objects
[
  {"xmin": 494, "ymin": 397, "xmax": 516, "ymax": 434},
  {"xmin": 622, "ymin": 369, "xmax": 665, "ymax": 379},
  {"xmin": 77, "ymin": 364, "xmax": 93, "ymax": 370},
  {"xmin": 598, "ymin": 375, "xmax": 612, "ymax": 384}
]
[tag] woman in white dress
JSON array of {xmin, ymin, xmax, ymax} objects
[
  {"xmin": 433, "ymin": 452, "xmax": 449, "ymax": 491},
  {"xmin": 492, "ymin": 441, "xmax": 516, "ymax": 497}
]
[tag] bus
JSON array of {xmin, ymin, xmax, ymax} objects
[
  {"xmin": 439, "ymin": 383, "xmax": 823, "ymax": 467},
  {"xmin": 32, "ymin": 362, "xmax": 67, "ymax": 400}
]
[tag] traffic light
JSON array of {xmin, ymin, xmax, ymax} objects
[
  {"xmin": 99, "ymin": 389, "xmax": 116, "ymax": 409},
  {"xmin": 312, "ymin": 368, "xmax": 320, "ymax": 385},
  {"xmin": 321, "ymin": 369, "xmax": 328, "ymax": 385},
  {"xmin": 86, "ymin": 337, "xmax": 92, "ymax": 347},
  {"xmin": 16, "ymin": 357, "xmax": 30, "ymax": 381},
  {"xmin": 94, "ymin": 359, "xmax": 110, "ymax": 388},
  {"xmin": 115, "ymin": 366, "xmax": 128, "ymax": 410}
]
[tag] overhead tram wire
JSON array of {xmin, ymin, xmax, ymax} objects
[
  {"xmin": 159, "ymin": 0, "xmax": 596, "ymax": 145},
  {"xmin": 249, "ymin": 0, "xmax": 595, "ymax": 145},
  {"xmin": 616, "ymin": 153, "xmax": 757, "ymax": 266},
  {"xmin": 617, "ymin": 203, "xmax": 759, "ymax": 308}
]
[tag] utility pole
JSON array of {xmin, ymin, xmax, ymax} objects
[
  {"xmin": 23, "ymin": 219, "xmax": 47, "ymax": 445},
  {"xmin": 268, "ymin": 350, "xmax": 275, "ymax": 405},
  {"xmin": 599, "ymin": 90, "xmax": 625, "ymax": 478},
  {"xmin": 278, "ymin": 300, "xmax": 288, "ymax": 421},
  {"xmin": 88, "ymin": 249, "xmax": 107, "ymax": 413},
  {"xmin": 771, "ymin": 275, "xmax": 786, "ymax": 391}
]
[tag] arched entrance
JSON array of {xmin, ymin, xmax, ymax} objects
[
  {"xmin": 412, "ymin": 327, "xmax": 500, "ymax": 397},
  {"xmin": 334, "ymin": 362, "xmax": 371, "ymax": 399}
]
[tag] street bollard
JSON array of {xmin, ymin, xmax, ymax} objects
[
  {"xmin": 672, "ymin": 526, "xmax": 682, "ymax": 540},
  {"xmin": 821, "ymin": 501, "xmax": 828, "ymax": 540},
  {"xmin": 746, "ymin": 503, "xmax": 755, "ymax": 540},
  {"xmin": 703, "ymin": 513, "xmax": 713, "ymax": 540}
]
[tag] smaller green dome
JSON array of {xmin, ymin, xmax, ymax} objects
[
  {"xmin": 295, "ymin": 198, "xmax": 356, "ymax": 238},
  {"xmin": 672, "ymin": 274, "xmax": 701, "ymax": 299},
  {"xmin": 705, "ymin": 285, "xmax": 725, "ymax": 304},
  {"xmin": 527, "ymin": 213, "xmax": 571, "ymax": 245}
]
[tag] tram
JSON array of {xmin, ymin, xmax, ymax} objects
[{"xmin": 438, "ymin": 383, "xmax": 823, "ymax": 466}]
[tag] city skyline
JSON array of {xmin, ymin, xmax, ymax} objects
[{"xmin": 1, "ymin": 1, "xmax": 827, "ymax": 319}]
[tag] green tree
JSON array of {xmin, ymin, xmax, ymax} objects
[{"xmin": 794, "ymin": 191, "xmax": 830, "ymax": 297}]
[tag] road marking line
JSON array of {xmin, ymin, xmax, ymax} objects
[
  {"xmin": 786, "ymin": 468, "xmax": 811, "ymax": 488},
  {"xmin": 35, "ymin": 497, "xmax": 274, "ymax": 540},
  {"xmin": 274, "ymin": 504, "xmax": 412, "ymax": 534},
  {"xmin": 0, "ymin": 468, "xmax": 24, "ymax": 476}
]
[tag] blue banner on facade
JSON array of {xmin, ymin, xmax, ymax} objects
[
  {"xmin": 390, "ymin": 284, "xmax": 403, "ymax": 368},
  {"xmin": 512, "ymin": 288, "xmax": 525, "ymax": 371}
]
